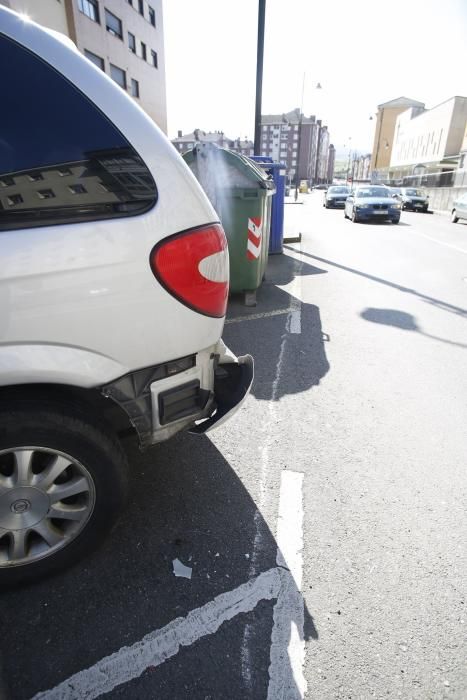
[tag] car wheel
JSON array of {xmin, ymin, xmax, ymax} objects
[
  {"xmin": 393, "ymin": 219, "xmax": 400, "ymax": 224},
  {"xmin": 0, "ymin": 399, "xmax": 128, "ymax": 587},
  {"xmin": 351, "ymin": 209, "xmax": 359, "ymax": 223},
  {"xmin": 451, "ymin": 210, "xmax": 459, "ymax": 223}
]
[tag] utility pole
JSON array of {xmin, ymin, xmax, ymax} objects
[{"xmin": 253, "ymin": 0, "xmax": 266, "ymax": 155}]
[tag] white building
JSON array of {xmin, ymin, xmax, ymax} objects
[{"xmin": 390, "ymin": 96, "xmax": 467, "ymax": 177}]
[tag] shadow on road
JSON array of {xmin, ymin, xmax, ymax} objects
[
  {"xmin": 361, "ymin": 307, "xmax": 467, "ymax": 349},
  {"xmin": 225, "ymin": 253, "xmax": 330, "ymax": 401},
  {"xmin": 0, "ymin": 433, "xmax": 317, "ymax": 700},
  {"xmin": 284, "ymin": 245, "xmax": 467, "ymax": 319}
]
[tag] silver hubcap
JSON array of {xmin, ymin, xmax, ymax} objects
[{"xmin": 0, "ymin": 448, "xmax": 96, "ymax": 568}]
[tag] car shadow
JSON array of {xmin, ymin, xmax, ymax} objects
[
  {"xmin": 225, "ymin": 252, "xmax": 330, "ymax": 401},
  {"xmin": 0, "ymin": 433, "xmax": 317, "ymax": 700}
]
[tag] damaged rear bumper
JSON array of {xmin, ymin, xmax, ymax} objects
[{"xmin": 102, "ymin": 340, "xmax": 253, "ymax": 448}]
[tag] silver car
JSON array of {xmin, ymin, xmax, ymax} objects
[{"xmin": 451, "ymin": 193, "xmax": 467, "ymax": 223}]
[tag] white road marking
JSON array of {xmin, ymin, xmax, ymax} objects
[
  {"xmin": 33, "ymin": 568, "xmax": 282, "ymax": 700},
  {"xmin": 403, "ymin": 228, "xmax": 467, "ymax": 255},
  {"xmin": 242, "ymin": 246, "xmax": 303, "ymax": 685},
  {"xmin": 241, "ymin": 330, "xmax": 288, "ymax": 686},
  {"xmin": 268, "ymin": 471, "xmax": 307, "ymax": 699},
  {"xmin": 225, "ymin": 308, "xmax": 291, "ymax": 324},
  {"xmin": 275, "ymin": 471, "xmax": 304, "ymax": 589}
]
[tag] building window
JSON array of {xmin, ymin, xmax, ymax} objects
[
  {"xmin": 27, "ymin": 172, "xmax": 44, "ymax": 182},
  {"xmin": 37, "ymin": 189, "xmax": 55, "ymax": 199},
  {"xmin": 151, "ymin": 49, "xmax": 158, "ymax": 68},
  {"xmin": 84, "ymin": 49, "xmax": 105, "ymax": 71},
  {"xmin": 138, "ymin": 0, "xmax": 144, "ymax": 15},
  {"xmin": 78, "ymin": 0, "xmax": 99, "ymax": 23},
  {"xmin": 105, "ymin": 9, "xmax": 123, "ymax": 39},
  {"xmin": 0, "ymin": 176, "xmax": 15, "ymax": 187},
  {"xmin": 58, "ymin": 167, "xmax": 72, "ymax": 176},
  {"xmin": 68, "ymin": 184, "xmax": 87, "ymax": 194},
  {"xmin": 140, "ymin": 41, "xmax": 147, "ymax": 61},
  {"xmin": 110, "ymin": 63, "xmax": 127, "ymax": 89},
  {"xmin": 148, "ymin": 5, "xmax": 155, "ymax": 26},
  {"xmin": 7, "ymin": 194, "xmax": 23, "ymax": 206},
  {"xmin": 131, "ymin": 78, "xmax": 139, "ymax": 97},
  {"xmin": 128, "ymin": 32, "xmax": 136, "ymax": 53}
]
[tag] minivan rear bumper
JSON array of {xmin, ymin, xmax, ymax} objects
[{"xmin": 102, "ymin": 340, "xmax": 253, "ymax": 447}]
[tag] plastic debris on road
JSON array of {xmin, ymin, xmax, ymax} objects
[{"xmin": 172, "ymin": 558, "xmax": 192, "ymax": 579}]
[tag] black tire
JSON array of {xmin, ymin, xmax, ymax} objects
[
  {"xmin": 393, "ymin": 219, "xmax": 400, "ymax": 225},
  {"xmin": 0, "ymin": 398, "xmax": 128, "ymax": 587},
  {"xmin": 451, "ymin": 210, "xmax": 459, "ymax": 223},
  {"xmin": 351, "ymin": 209, "xmax": 359, "ymax": 223}
]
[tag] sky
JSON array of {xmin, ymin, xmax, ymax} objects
[{"xmin": 163, "ymin": 0, "xmax": 467, "ymax": 158}]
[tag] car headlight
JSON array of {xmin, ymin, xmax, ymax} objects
[
  {"xmin": 391, "ymin": 203, "xmax": 401, "ymax": 209},
  {"xmin": 356, "ymin": 203, "xmax": 370, "ymax": 209}
]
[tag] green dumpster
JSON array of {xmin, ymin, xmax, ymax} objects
[{"xmin": 183, "ymin": 143, "xmax": 275, "ymax": 305}]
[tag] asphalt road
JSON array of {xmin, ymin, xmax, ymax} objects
[{"xmin": 1, "ymin": 195, "xmax": 466, "ymax": 700}]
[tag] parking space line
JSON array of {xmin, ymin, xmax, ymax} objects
[
  {"xmin": 33, "ymin": 568, "xmax": 282, "ymax": 700},
  {"xmin": 268, "ymin": 471, "xmax": 307, "ymax": 699},
  {"xmin": 225, "ymin": 308, "xmax": 291, "ymax": 324}
]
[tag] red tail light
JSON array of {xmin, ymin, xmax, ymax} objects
[{"xmin": 150, "ymin": 223, "xmax": 229, "ymax": 318}]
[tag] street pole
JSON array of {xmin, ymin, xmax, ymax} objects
[
  {"xmin": 253, "ymin": 0, "xmax": 266, "ymax": 155},
  {"xmin": 294, "ymin": 73, "xmax": 306, "ymax": 201}
]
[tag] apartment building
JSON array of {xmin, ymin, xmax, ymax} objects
[
  {"xmin": 352, "ymin": 154, "xmax": 371, "ymax": 181},
  {"xmin": 327, "ymin": 144, "xmax": 336, "ymax": 183},
  {"xmin": 172, "ymin": 130, "xmax": 254, "ymax": 158},
  {"xmin": 1, "ymin": 0, "xmax": 167, "ymax": 132},
  {"xmin": 260, "ymin": 109, "xmax": 332, "ymax": 185}
]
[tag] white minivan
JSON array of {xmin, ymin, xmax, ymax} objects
[{"xmin": 0, "ymin": 7, "xmax": 253, "ymax": 585}]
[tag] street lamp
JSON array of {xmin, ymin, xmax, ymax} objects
[{"xmin": 294, "ymin": 78, "xmax": 322, "ymax": 201}]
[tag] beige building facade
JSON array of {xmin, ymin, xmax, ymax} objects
[
  {"xmin": 1, "ymin": 0, "xmax": 167, "ymax": 132},
  {"xmin": 370, "ymin": 97, "xmax": 425, "ymax": 175},
  {"xmin": 390, "ymin": 96, "xmax": 467, "ymax": 170}
]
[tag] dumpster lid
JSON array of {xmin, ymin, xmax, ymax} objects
[{"xmin": 183, "ymin": 143, "xmax": 275, "ymax": 190}]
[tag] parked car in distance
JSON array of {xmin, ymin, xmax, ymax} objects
[
  {"xmin": 314, "ymin": 183, "xmax": 328, "ymax": 190},
  {"xmin": 400, "ymin": 187, "xmax": 429, "ymax": 212},
  {"xmin": 344, "ymin": 186, "xmax": 401, "ymax": 224},
  {"xmin": 0, "ymin": 7, "xmax": 253, "ymax": 586},
  {"xmin": 451, "ymin": 192, "xmax": 467, "ymax": 223},
  {"xmin": 323, "ymin": 185, "xmax": 351, "ymax": 208},
  {"xmin": 388, "ymin": 187, "xmax": 402, "ymax": 199}
]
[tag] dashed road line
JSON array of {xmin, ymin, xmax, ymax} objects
[{"xmin": 268, "ymin": 471, "xmax": 306, "ymax": 699}]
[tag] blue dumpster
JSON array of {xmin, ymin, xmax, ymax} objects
[{"xmin": 250, "ymin": 156, "xmax": 286, "ymax": 254}]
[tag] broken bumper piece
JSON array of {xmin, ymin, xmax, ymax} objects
[{"xmin": 189, "ymin": 353, "xmax": 254, "ymax": 434}]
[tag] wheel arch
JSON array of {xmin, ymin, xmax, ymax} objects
[{"xmin": 0, "ymin": 383, "xmax": 133, "ymax": 437}]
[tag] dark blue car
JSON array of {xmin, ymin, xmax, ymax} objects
[{"xmin": 344, "ymin": 186, "xmax": 401, "ymax": 224}]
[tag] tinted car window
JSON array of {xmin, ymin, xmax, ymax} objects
[{"xmin": 0, "ymin": 34, "xmax": 157, "ymax": 231}]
